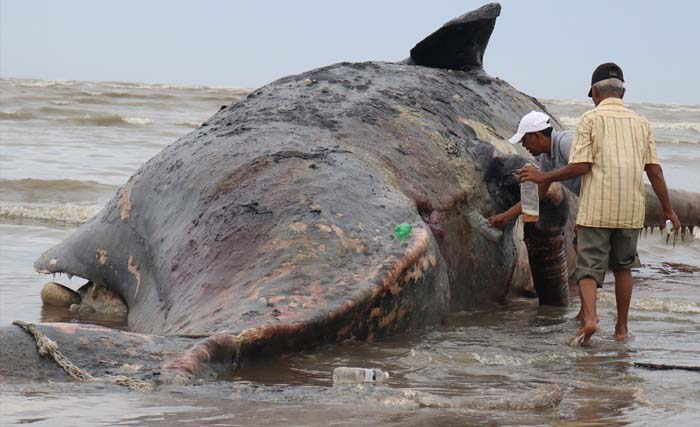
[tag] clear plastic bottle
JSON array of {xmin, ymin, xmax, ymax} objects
[
  {"xmin": 520, "ymin": 179, "xmax": 539, "ymax": 223},
  {"xmin": 663, "ymin": 219, "xmax": 677, "ymax": 245},
  {"xmin": 332, "ymin": 367, "xmax": 389, "ymax": 385},
  {"xmin": 663, "ymin": 219, "xmax": 674, "ymax": 236}
]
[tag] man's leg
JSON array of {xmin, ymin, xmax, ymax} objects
[
  {"xmin": 613, "ymin": 269, "xmax": 633, "ymax": 340},
  {"xmin": 575, "ymin": 286, "xmax": 584, "ymax": 324},
  {"xmin": 576, "ymin": 277, "xmax": 598, "ymax": 346},
  {"xmin": 575, "ymin": 291, "xmax": 600, "ymax": 325},
  {"xmin": 572, "ymin": 226, "xmax": 609, "ymax": 346},
  {"xmin": 573, "ymin": 226, "xmax": 586, "ymax": 324},
  {"xmin": 609, "ymin": 228, "xmax": 641, "ymax": 341}
]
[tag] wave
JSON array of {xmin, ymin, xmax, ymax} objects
[
  {"xmin": 0, "ymin": 202, "xmax": 100, "ymax": 224},
  {"xmin": 2, "ymin": 107, "xmax": 153, "ymax": 127},
  {"xmin": 554, "ymin": 115, "xmax": 699, "ymax": 143},
  {"xmin": 543, "ymin": 98, "xmax": 700, "ymax": 113},
  {"xmin": 599, "ymin": 292, "xmax": 700, "ymax": 315},
  {"xmin": 37, "ymin": 106, "xmax": 89, "ymax": 116},
  {"xmin": 0, "ymin": 110, "xmax": 35, "ymax": 121},
  {"xmin": 556, "ymin": 116, "xmax": 700, "ymax": 132},
  {"xmin": 100, "ymin": 81, "xmax": 251, "ymax": 94},
  {"xmin": 471, "ymin": 350, "xmax": 584, "ymax": 366},
  {"xmin": 172, "ymin": 121, "xmax": 202, "ymax": 128},
  {"xmin": 77, "ymin": 90, "xmax": 176, "ymax": 100},
  {"xmin": 655, "ymin": 139, "xmax": 699, "ymax": 145},
  {"xmin": 74, "ymin": 96, "xmax": 121, "ymax": 105},
  {"xmin": 637, "ymin": 103, "xmax": 700, "ymax": 113},
  {"xmin": 0, "ymin": 178, "xmax": 117, "ymax": 203},
  {"xmin": 192, "ymin": 94, "xmax": 248, "ymax": 102},
  {"xmin": 3, "ymin": 77, "xmax": 250, "ymax": 95},
  {"xmin": 70, "ymin": 114, "xmax": 153, "ymax": 126},
  {"xmin": 541, "ymin": 98, "xmax": 591, "ymax": 107},
  {"xmin": 14, "ymin": 79, "xmax": 79, "ymax": 88},
  {"xmin": 653, "ymin": 122, "xmax": 700, "ymax": 134}
]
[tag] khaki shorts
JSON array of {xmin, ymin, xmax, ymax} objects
[{"xmin": 575, "ymin": 226, "xmax": 642, "ymax": 287}]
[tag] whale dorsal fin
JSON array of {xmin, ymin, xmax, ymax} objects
[{"xmin": 409, "ymin": 2, "xmax": 501, "ymax": 70}]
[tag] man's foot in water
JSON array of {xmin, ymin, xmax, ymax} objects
[
  {"xmin": 575, "ymin": 310, "xmax": 599, "ymax": 325},
  {"xmin": 614, "ymin": 324, "xmax": 628, "ymax": 341},
  {"xmin": 571, "ymin": 321, "xmax": 597, "ymax": 347}
]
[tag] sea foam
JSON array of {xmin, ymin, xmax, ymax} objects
[
  {"xmin": 72, "ymin": 114, "xmax": 152, "ymax": 126},
  {"xmin": 0, "ymin": 203, "xmax": 100, "ymax": 224},
  {"xmin": 598, "ymin": 292, "xmax": 700, "ymax": 315}
]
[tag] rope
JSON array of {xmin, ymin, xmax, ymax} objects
[{"xmin": 13, "ymin": 320, "xmax": 153, "ymax": 391}]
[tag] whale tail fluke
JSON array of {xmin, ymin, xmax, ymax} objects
[{"xmin": 409, "ymin": 2, "xmax": 501, "ymax": 71}]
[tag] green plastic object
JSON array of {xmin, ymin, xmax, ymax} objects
[{"xmin": 394, "ymin": 223, "xmax": 412, "ymax": 240}]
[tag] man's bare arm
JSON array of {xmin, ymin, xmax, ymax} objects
[
  {"xmin": 645, "ymin": 163, "xmax": 681, "ymax": 230},
  {"xmin": 519, "ymin": 163, "xmax": 591, "ymax": 184},
  {"xmin": 488, "ymin": 202, "xmax": 522, "ymax": 228},
  {"xmin": 488, "ymin": 182, "xmax": 551, "ymax": 228}
]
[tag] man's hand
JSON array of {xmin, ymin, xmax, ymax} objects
[
  {"xmin": 664, "ymin": 208, "xmax": 681, "ymax": 232},
  {"xmin": 645, "ymin": 164, "xmax": 681, "ymax": 232},
  {"xmin": 518, "ymin": 165, "xmax": 546, "ymax": 184},
  {"xmin": 488, "ymin": 212, "xmax": 512, "ymax": 228}
]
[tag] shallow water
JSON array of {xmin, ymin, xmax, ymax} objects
[{"xmin": 1, "ymin": 78, "xmax": 699, "ymax": 426}]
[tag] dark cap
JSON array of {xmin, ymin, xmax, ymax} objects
[{"xmin": 587, "ymin": 62, "xmax": 624, "ymax": 97}]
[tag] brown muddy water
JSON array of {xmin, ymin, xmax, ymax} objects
[{"xmin": 1, "ymin": 79, "xmax": 699, "ymax": 426}]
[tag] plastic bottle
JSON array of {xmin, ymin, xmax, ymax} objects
[
  {"xmin": 332, "ymin": 367, "xmax": 390, "ymax": 385},
  {"xmin": 663, "ymin": 219, "xmax": 675, "ymax": 236},
  {"xmin": 520, "ymin": 179, "xmax": 539, "ymax": 223},
  {"xmin": 663, "ymin": 219, "xmax": 676, "ymax": 246},
  {"xmin": 394, "ymin": 223, "xmax": 412, "ymax": 240}
]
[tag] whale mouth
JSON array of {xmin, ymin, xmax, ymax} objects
[
  {"xmin": 33, "ymin": 245, "xmax": 122, "ymax": 302},
  {"xmin": 36, "ymin": 264, "xmax": 86, "ymax": 283},
  {"xmin": 35, "ymin": 259, "xmax": 130, "ymax": 321},
  {"xmin": 34, "ymin": 240, "xmax": 104, "ymax": 284},
  {"xmin": 34, "ymin": 254, "xmax": 89, "ymax": 283}
]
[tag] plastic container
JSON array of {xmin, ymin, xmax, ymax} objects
[
  {"xmin": 394, "ymin": 223, "xmax": 412, "ymax": 240},
  {"xmin": 332, "ymin": 367, "xmax": 389, "ymax": 385},
  {"xmin": 663, "ymin": 219, "xmax": 677, "ymax": 246},
  {"xmin": 663, "ymin": 219, "xmax": 675, "ymax": 235},
  {"xmin": 520, "ymin": 180, "xmax": 539, "ymax": 223}
]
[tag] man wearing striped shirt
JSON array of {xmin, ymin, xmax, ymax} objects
[{"xmin": 519, "ymin": 63, "xmax": 680, "ymax": 346}]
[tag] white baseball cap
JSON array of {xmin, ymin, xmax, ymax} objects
[{"xmin": 508, "ymin": 111, "xmax": 552, "ymax": 144}]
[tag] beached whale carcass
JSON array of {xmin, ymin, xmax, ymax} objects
[
  {"xmin": 5, "ymin": 3, "xmax": 700, "ymax": 383},
  {"xmin": 32, "ymin": 3, "xmax": 532, "ymax": 334}
]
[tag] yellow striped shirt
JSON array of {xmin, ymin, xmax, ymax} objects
[{"xmin": 568, "ymin": 98, "xmax": 660, "ymax": 228}]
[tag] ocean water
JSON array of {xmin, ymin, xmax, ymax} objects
[{"xmin": 1, "ymin": 78, "xmax": 699, "ymax": 426}]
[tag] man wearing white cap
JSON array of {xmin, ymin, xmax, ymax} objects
[{"xmin": 487, "ymin": 111, "xmax": 580, "ymax": 228}]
